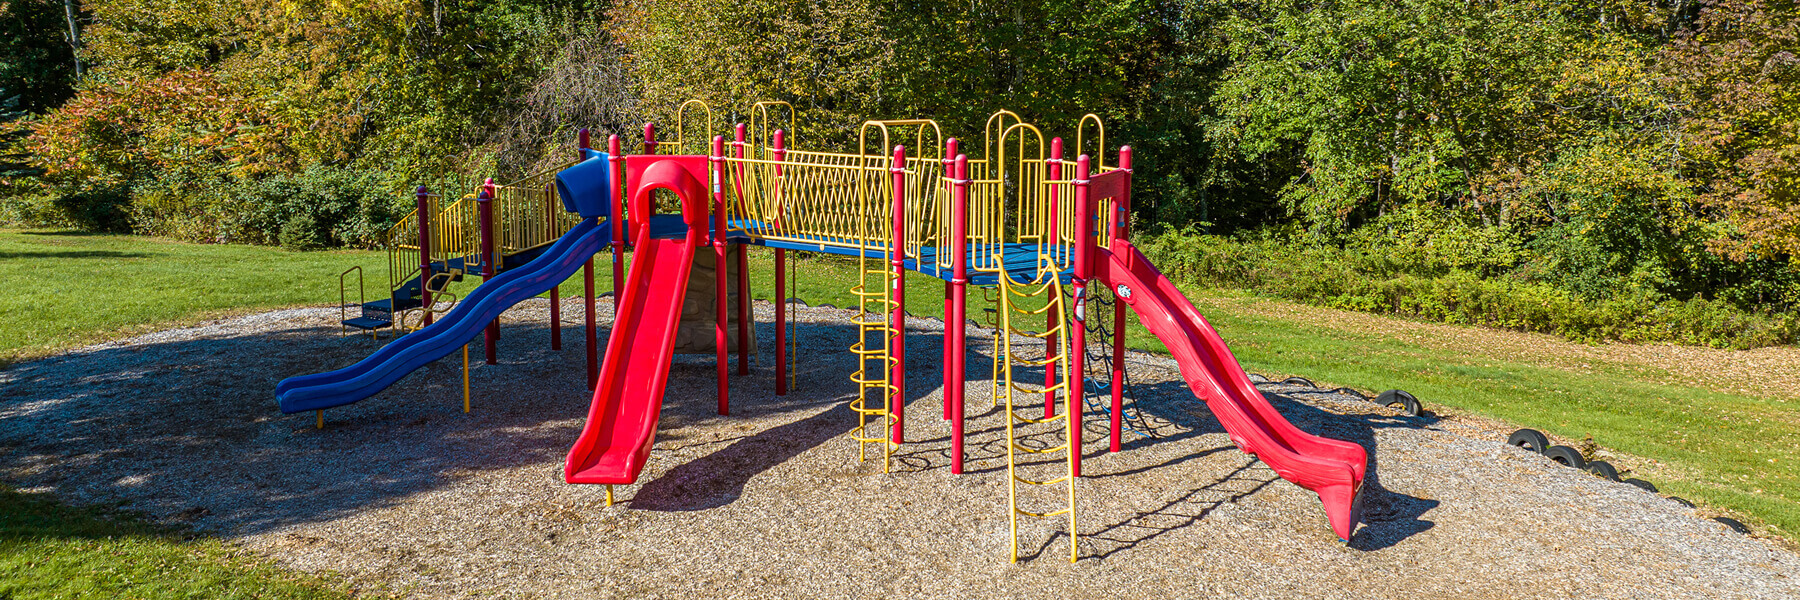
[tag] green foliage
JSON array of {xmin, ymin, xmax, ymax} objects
[
  {"xmin": 1211, "ymin": 0, "xmax": 1681, "ymax": 231},
  {"xmin": 234, "ymin": 165, "xmax": 406, "ymax": 248},
  {"xmin": 1139, "ymin": 225, "xmax": 1798, "ymax": 349},
  {"xmin": 278, "ymin": 213, "xmax": 324, "ymax": 251},
  {"xmin": 47, "ymin": 183, "xmax": 133, "ymax": 232},
  {"xmin": 0, "ymin": 0, "xmax": 78, "ymax": 112},
  {"xmin": 119, "ymin": 165, "xmax": 404, "ymax": 246},
  {"xmin": 1, "ymin": 0, "xmax": 1794, "ymax": 348},
  {"xmin": 0, "ymin": 92, "xmax": 39, "ymax": 187},
  {"xmin": 1663, "ymin": 0, "xmax": 1800, "ymax": 259}
]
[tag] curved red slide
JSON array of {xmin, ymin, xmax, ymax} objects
[
  {"xmin": 565, "ymin": 156, "xmax": 710, "ymax": 485},
  {"xmin": 1094, "ymin": 240, "xmax": 1368, "ymax": 540}
]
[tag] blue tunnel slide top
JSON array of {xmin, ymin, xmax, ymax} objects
[{"xmin": 276, "ymin": 153, "xmax": 616, "ymax": 414}]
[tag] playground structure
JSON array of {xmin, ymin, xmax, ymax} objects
[{"xmin": 278, "ymin": 101, "xmax": 1368, "ymax": 563}]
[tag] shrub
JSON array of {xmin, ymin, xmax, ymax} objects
[
  {"xmin": 278, "ymin": 213, "xmax": 325, "ymax": 251},
  {"xmin": 103, "ymin": 165, "xmax": 405, "ymax": 248},
  {"xmin": 47, "ymin": 184, "xmax": 133, "ymax": 232},
  {"xmin": 1141, "ymin": 226, "xmax": 1797, "ymax": 349},
  {"xmin": 231, "ymin": 166, "xmax": 407, "ymax": 249}
]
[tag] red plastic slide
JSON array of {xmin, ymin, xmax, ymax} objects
[
  {"xmin": 564, "ymin": 156, "xmax": 710, "ymax": 485},
  {"xmin": 1094, "ymin": 240, "xmax": 1368, "ymax": 540}
]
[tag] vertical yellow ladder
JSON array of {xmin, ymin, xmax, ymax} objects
[
  {"xmin": 848, "ymin": 247, "xmax": 899, "ymax": 471},
  {"xmin": 997, "ymin": 271, "xmax": 1078, "ymax": 563}
]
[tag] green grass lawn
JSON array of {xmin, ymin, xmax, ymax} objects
[
  {"xmin": 0, "ymin": 229, "xmax": 388, "ymax": 367},
  {"xmin": 0, "ymin": 487, "xmax": 366, "ymax": 599},
  {"xmin": 1, "ymin": 228, "xmax": 1794, "ymax": 595}
]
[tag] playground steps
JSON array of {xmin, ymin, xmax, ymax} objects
[
  {"xmin": 997, "ymin": 273, "xmax": 1079, "ymax": 564},
  {"xmin": 343, "ymin": 222, "xmax": 563, "ymax": 333}
]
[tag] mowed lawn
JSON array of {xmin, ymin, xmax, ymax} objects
[{"xmin": 0, "ymin": 229, "xmax": 388, "ymax": 366}]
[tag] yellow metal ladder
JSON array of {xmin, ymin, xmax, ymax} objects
[
  {"xmin": 997, "ymin": 270, "xmax": 1078, "ymax": 563},
  {"xmin": 848, "ymin": 247, "xmax": 899, "ymax": 471}
]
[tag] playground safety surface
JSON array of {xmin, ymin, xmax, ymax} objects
[{"xmin": 2, "ymin": 299, "xmax": 1797, "ymax": 599}]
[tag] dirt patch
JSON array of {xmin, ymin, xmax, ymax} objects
[{"xmin": 1, "ymin": 300, "xmax": 1796, "ymax": 599}]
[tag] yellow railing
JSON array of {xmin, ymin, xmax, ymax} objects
[
  {"xmin": 378, "ymin": 161, "xmax": 581, "ymax": 312},
  {"xmin": 489, "ymin": 163, "xmax": 584, "ymax": 257},
  {"xmin": 716, "ymin": 110, "xmax": 1121, "ymax": 286},
  {"xmin": 384, "ymin": 191, "xmax": 479, "ymax": 296}
]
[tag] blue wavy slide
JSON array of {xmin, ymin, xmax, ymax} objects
[{"xmin": 276, "ymin": 218, "xmax": 609, "ymax": 413}]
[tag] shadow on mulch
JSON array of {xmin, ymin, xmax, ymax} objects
[{"xmin": 1, "ymin": 305, "xmax": 1426, "ymax": 551}]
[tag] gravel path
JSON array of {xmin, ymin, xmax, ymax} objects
[{"xmin": 2, "ymin": 299, "xmax": 1796, "ymax": 599}]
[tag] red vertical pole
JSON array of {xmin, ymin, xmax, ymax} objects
[
  {"xmin": 1072, "ymin": 154, "xmax": 1092, "ymax": 477},
  {"xmin": 733, "ymin": 124, "xmax": 751, "ymax": 376},
  {"xmin": 949, "ymin": 154, "xmax": 970, "ymax": 474},
  {"xmin": 889, "ymin": 145, "xmax": 907, "ymax": 444},
  {"xmin": 415, "ymin": 186, "xmax": 434, "ymax": 327},
  {"xmin": 774, "ymin": 248, "xmax": 787, "ymax": 395},
  {"xmin": 1111, "ymin": 147, "xmax": 1132, "ymax": 453},
  {"xmin": 940, "ymin": 138, "xmax": 958, "ymax": 421},
  {"xmin": 556, "ymin": 130, "xmax": 589, "ymax": 352},
  {"xmin": 584, "ymin": 260, "xmax": 597, "ymax": 390},
  {"xmin": 773, "ymin": 130, "xmax": 788, "ymax": 396},
  {"xmin": 712, "ymin": 136, "xmax": 730, "ymax": 416},
  {"xmin": 609, "ymin": 133, "xmax": 625, "ymax": 308},
  {"xmin": 551, "ymin": 275, "xmax": 562, "ymax": 349},
  {"xmin": 735, "ymin": 244, "xmax": 750, "ymax": 375},
  {"xmin": 1044, "ymin": 138, "xmax": 1063, "ymax": 419},
  {"xmin": 643, "ymin": 122, "xmax": 658, "ymax": 155},
  {"xmin": 478, "ymin": 178, "xmax": 498, "ymax": 365},
  {"xmin": 772, "ymin": 130, "xmax": 787, "ymax": 226}
]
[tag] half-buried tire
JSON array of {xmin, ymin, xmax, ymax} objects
[
  {"xmin": 1376, "ymin": 389, "xmax": 1423, "ymax": 416},
  {"xmin": 1507, "ymin": 428, "xmax": 1551, "ymax": 453},
  {"xmin": 1585, "ymin": 460, "xmax": 1621, "ymax": 481},
  {"xmin": 1542, "ymin": 445, "xmax": 1586, "ymax": 469}
]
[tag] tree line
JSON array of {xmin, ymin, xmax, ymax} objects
[{"xmin": 0, "ymin": 0, "xmax": 1795, "ymax": 345}]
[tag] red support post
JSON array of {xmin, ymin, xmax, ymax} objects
[
  {"xmin": 556, "ymin": 130, "xmax": 590, "ymax": 352},
  {"xmin": 643, "ymin": 122, "xmax": 658, "ymax": 155},
  {"xmin": 889, "ymin": 145, "xmax": 907, "ymax": 445},
  {"xmin": 774, "ymin": 248, "xmax": 787, "ymax": 395},
  {"xmin": 773, "ymin": 130, "xmax": 788, "ymax": 396},
  {"xmin": 551, "ymin": 279, "xmax": 562, "ymax": 350},
  {"xmin": 1111, "ymin": 147, "xmax": 1133, "ymax": 453},
  {"xmin": 416, "ymin": 186, "xmax": 434, "ymax": 327},
  {"xmin": 1045, "ymin": 138, "xmax": 1063, "ymax": 419},
  {"xmin": 941, "ymin": 138, "xmax": 958, "ymax": 421},
  {"xmin": 478, "ymin": 178, "xmax": 498, "ymax": 364},
  {"xmin": 942, "ymin": 279, "xmax": 952, "ymax": 420},
  {"xmin": 733, "ymin": 124, "xmax": 751, "ymax": 376},
  {"xmin": 949, "ymin": 154, "xmax": 971, "ymax": 474},
  {"xmin": 712, "ymin": 136, "xmax": 730, "ymax": 416},
  {"xmin": 772, "ymin": 130, "xmax": 787, "ymax": 226},
  {"xmin": 609, "ymin": 134, "xmax": 625, "ymax": 308},
  {"xmin": 584, "ymin": 259, "xmax": 597, "ymax": 390},
  {"xmin": 1072, "ymin": 154, "xmax": 1092, "ymax": 477}
]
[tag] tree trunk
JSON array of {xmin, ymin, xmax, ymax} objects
[{"xmin": 63, "ymin": 0, "xmax": 83, "ymax": 79}]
